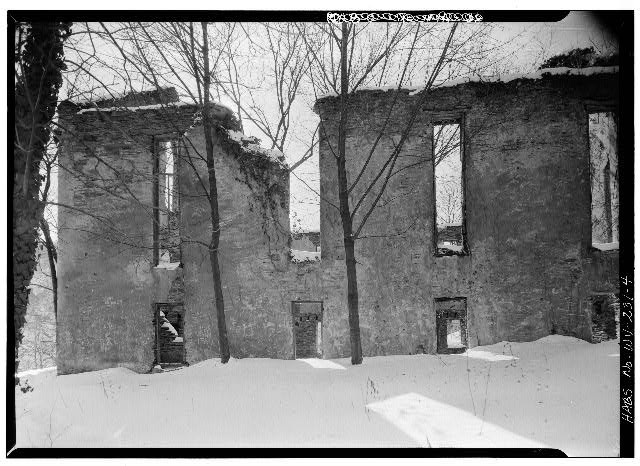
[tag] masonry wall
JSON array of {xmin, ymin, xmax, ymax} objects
[
  {"xmin": 315, "ymin": 72, "xmax": 620, "ymax": 357},
  {"xmin": 57, "ymin": 99, "xmax": 340, "ymax": 372},
  {"xmin": 56, "ymin": 102, "xmax": 197, "ymax": 374},
  {"xmin": 179, "ymin": 126, "xmax": 353, "ymax": 362},
  {"xmin": 57, "ymin": 72, "xmax": 621, "ymax": 372},
  {"xmin": 179, "ymin": 126, "xmax": 290, "ymax": 361}
]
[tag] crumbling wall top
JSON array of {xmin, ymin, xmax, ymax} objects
[
  {"xmin": 71, "ymin": 87, "xmax": 178, "ymax": 110},
  {"xmin": 56, "ymin": 87, "xmax": 286, "ymax": 168},
  {"xmin": 314, "ymin": 65, "xmax": 620, "ymax": 111}
]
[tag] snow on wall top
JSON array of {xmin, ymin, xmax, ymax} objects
[
  {"xmin": 74, "ymin": 97, "xmax": 284, "ymax": 169},
  {"xmin": 76, "ymin": 101, "xmax": 197, "ymax": 114},
  {"xmin": 225, "ymin": 129, "xmax": 288, "ymax": 169},
  {"xmin": 316, "ymin": 66, "xmax": 619, "ymax": 100},
  {"xmin": 76, "ymin": 100, "xmax": 236, "ymax": 116},
  {"xmin": 409, "ymin": 65, "xmax": 620, "ymax": 94}
]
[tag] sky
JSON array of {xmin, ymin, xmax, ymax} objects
[
  {"xmin": 47, "ymin": 12, "xmax": 619, "ymax": 238},
  {"xmin": 285, "ymin": 11, "xmax": 619, "ymax": 231}
]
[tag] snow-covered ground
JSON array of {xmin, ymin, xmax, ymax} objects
[{"xmin": 14, "ymin": 335, "xmax": 619, "ymax": 455}]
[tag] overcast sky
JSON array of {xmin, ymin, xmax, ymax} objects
[
  {"xmin": 49, "ymin": 13, "xmax": 619, "ymax": 237},
  {"xmin": 287, "ymin": 11, "xmax": 618, "ymax": 231}
]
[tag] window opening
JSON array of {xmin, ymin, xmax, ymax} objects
[
  {"xmin": 154, "ymin": 140, "xmax": 180, "ymax": 266},
  {"xmin": 589, "ymin": 112, "xmax": 619, "ymax": 250},
  {"xmin": 433, "ymin": 122, "xmax": 466, "ymax": 256}
]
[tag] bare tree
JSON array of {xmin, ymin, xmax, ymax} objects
[
  {"xmin": 75, "ymin": 21, "xmax": 236, "ymax": 362},
  {"xmin": 215, "ymin": 23, "xmax": 312, "ymax": 152},
  {"xmin": 14, "ymin": 21, "xmax": 72, "ymax": 378},
  {"xmin": 27, "ymin": 20, "xmax": 506, "ymax": 370},
  {"xmin": 18, "ymin": 244, "xmax": 57, "ymax": 371},
  {"xmin": 39, "ymin": 147, "xmax": 59, "ymax": 320},
  {"xmin": 302, "ymin": 21, "xmax": 475, "ymax": 364},
  {"xmin": 17, "ymin": 128, "xmax": 59, "ymax": 370},
  {"xmin": 201, "ymin": 21, "xmax": 231, "ymax": 363}
]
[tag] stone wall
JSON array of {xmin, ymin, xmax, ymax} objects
[
  {"xmin": 76, "ymin": 87, "xmax": 179, "ymax": 110},
  {"xmin": 56, "ymin": 100, "xmax": 198, "ymax": 374},
  {"xmin": 315, "ymin": 71, "xmax": 620, "ymax": 357},
  {"xmin": 57, "ymin": 96, "xmax": 334, "ymax": 372},
  {"xmin": 57, "ymin": 71, "xmax": 620, "ymax": 373},
  {"xmin": 179, "ymin": 125, "xmax": 293, "ymax": 362},
  {"xmin": 178, "ymin": 125, "xmax": 341, "ymax": 362}
]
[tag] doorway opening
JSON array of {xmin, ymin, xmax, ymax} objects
[
  {"xmin": 153, "ymin": 302, "xmax": 186, "ymax": 367},
  {"xmin": 590, "ymin": 293, "xmax": 619, "ymax": 343},
  {"xmin": 436, "ymin": 297, "xmax": 468, "ymax": 354},
  {"xmin": 292, "ymin": 301, "xmax": 323, "ymax": 358}
]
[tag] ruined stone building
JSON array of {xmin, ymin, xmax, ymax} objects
[{"xmin": 57, "ymin": 66, "xmax": 621, "ymax": 374}]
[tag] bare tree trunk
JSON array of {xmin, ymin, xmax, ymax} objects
[
  {"xmin": 603, "ymin": 159, "xmax": 612, "ymax": 242},
  {"xmin": 337, "ymin": 23, "xmax": 363, "ymax": 365},
  {"xmin": 14, "ymin": 21, "xmax": 70, "ymax": 379},
  {"xmin": 202, "ymin": 22, "xmax": 230, "ymax": 363},
  {"xmin": 40, "ymin": 218, "xmax": 57, "ymax": 320},
  {"xmin": 204, "ymin": 127, "xmax": 230, "ymax": 364},
  {"xmin": 33, "ymin": 332, "xmax": 37, "ymax": 369}
]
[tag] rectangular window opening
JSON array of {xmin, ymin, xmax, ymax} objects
[
  {"xmin": 589, "ymin": 112, "xmax": 619, "ymax": 251},
  {"xmin": 290, "ymin": 128, "xmax": 321, "ymax": 263},
  {"xmin": 292, "ymin": 301, "xmax": 323, "ymax": 358},
  {"xmin": 154, "ymin": 139, "xmax": 181, "ymax": 266},
  {"xmin": 436, "ymin": 297, "xmax": 468, "ymax": 354},
  {"xmin": 433, "ymin": 122, "xmax": 467, "ymax": 256}
]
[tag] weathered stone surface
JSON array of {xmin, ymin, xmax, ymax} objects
[
  {"xmin": 57, "ymin": 72, "xmax": 620, "ymax": 373},
  {"xmin": 57, "ymin": 96, "xmax": 329, "ymax": 372},
  {"xmin": 315, "ymin": 71, "xmax": 620, "ymax": 356},
  {"xmin": 56, "ymin": 101, "xmax": 198, "ymax": 374}
]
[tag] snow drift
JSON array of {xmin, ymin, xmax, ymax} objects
[{"xmin": 14, "ymin": 335, "xmax": 620, "ymax": 455}]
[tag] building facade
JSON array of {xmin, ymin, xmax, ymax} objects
[{"xmin": 56, "ymin": 67, "xmax": 621, "ymax": 374}]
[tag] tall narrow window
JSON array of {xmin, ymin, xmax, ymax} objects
[
  {"xmin": 154, "ymin": 140, "xmax": 180, "ymax": 266},
  {"xmin": 433, "ymin": 122, "xmax": 466, "ymax": 255},
  {"xmin": 164, "ymin": 143, "xmax": 175, "ymax": 214},
  {"xmin": 589, "ymin": 112, "xmax": 619, "ymax": 250}
]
